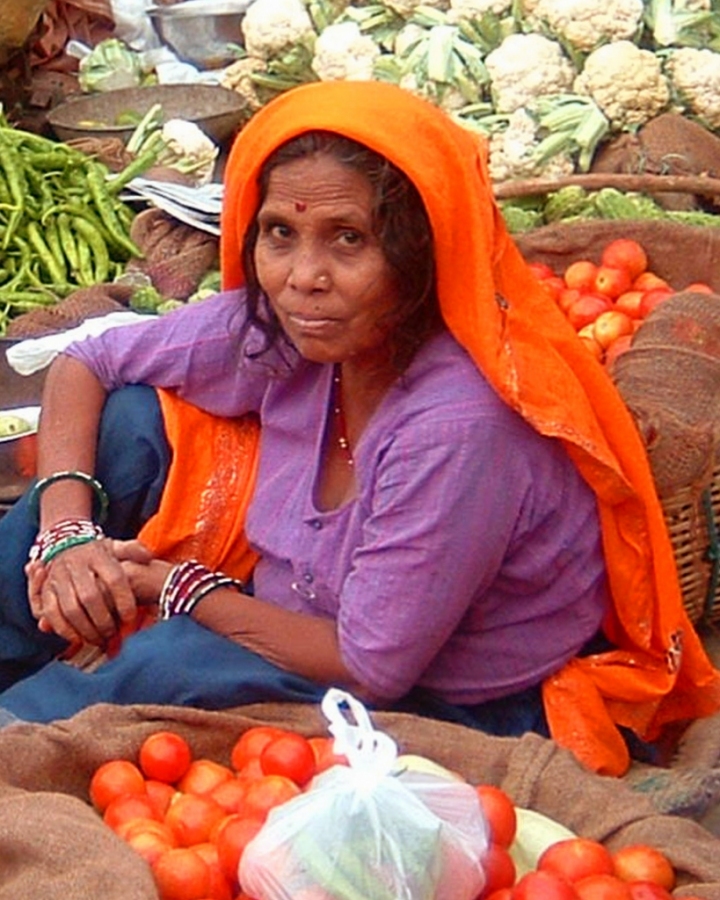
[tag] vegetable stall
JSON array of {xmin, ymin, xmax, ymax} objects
[{"xmin": 2, "ymin": 1, "xmax": 720, "ymax": 898}]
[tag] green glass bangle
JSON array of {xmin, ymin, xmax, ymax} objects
[
  {"xmin": 41, "ymin": 533, "xmax": 100, "ymax": 565},
  {"xmin": 28, "ymin": 471, "xmax": 109, "ymax": 525}
]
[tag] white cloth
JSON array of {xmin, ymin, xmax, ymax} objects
[{"xmin": 5, "ymin": 312, "xmax": 147, "ymax": 377}]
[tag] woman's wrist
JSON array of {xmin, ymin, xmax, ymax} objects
[
  {"xmin": 28, "ymin": 518, "xmax": 105, "ymax": 566},
  {"xmin": 158, "ymin": 560, "xmax": 245, "ymax": 620}
]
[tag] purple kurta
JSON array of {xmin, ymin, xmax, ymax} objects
[{"xmin": 65, "ymin": 291, "xmax": 608, "ymax": 704}]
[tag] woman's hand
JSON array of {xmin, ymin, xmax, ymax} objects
[
  {"xmin": 114, "ymin": 540, "xmax": 173, "ymax": 606},
  {"xmin": 25, "ymin": 538, "xmax": 153, "ymax": 647}
]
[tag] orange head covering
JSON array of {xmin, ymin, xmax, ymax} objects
[{"xmin": 220, "ymin": 80, "xmax": 720, "ymax": 775}]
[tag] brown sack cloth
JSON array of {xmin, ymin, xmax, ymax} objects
[
  {"xmin": 516, "ymin": 219, "xmax": 720, "ymax": 295},
  {"xmin": 0, "ymin": 702, "xmax": 719, "ymax": 898}
]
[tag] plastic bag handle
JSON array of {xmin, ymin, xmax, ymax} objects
[{"xmin": 321, "ymin": 688, "xmax": 398, "ymax": 775}]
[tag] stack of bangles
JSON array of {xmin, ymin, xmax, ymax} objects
[
  {"xmin": 158, "ymin": 560, "xmax": 245, "ymax": 620},
  {"xmin": 27, "ymin": 471, "xmax": 110, "ymax": 566}
]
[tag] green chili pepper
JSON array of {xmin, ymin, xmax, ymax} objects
[
  {"xmin": 56, "ymin": 212, "xmax": 80, "ymax": 279},
  {"xmin": 0, "ymin": 133, "xmax": 28, "ymax": 250},
  {"xmin": 86, "ymin": 162, "xmax": 143, "ymax": 260},
  {"xmin": 27, "ymin": 220, "xmax": 67, "ymax": 286},
  {"xmin": 72, "ymin": 215, "xmax": 110, "ymax": 284},
  {"xmin": 106, "ymin": 141, "xmax": 164, "ymax": 195}
]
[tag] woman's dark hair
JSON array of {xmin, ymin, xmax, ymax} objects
[{"xmin": 240, "ymin": 131, "xmax": 442, "ymax": 370}]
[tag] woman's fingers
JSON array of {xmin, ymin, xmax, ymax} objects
[
  {"xmin": 38, "ymin": 540, "xmax": 138, "ymax": 645},
  {"xmin": 111, "ymin": 538, "xmax": 153, "ymax": 565}
]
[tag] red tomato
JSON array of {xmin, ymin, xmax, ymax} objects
[
  {"xmin": 89, "ymin": 759, "xmax": 146, "ymax": 813},
  {"xmin": 479, "ymin": 842, "xmax": 516, "ymax": 897},
  {"xmin": 164, "ymin": 793, "xmax": 227, "ymax": 847},
  {"xmin": 230, "ymin": 726, "xmax": 286, "ymax": 772},
  {"xmin": 513, "ymin": 869, "xmax": 580, "ymax": 900},
  {"xmin": 177, "ymin": 759, "xmax": 234, "ymax": 796},
  {"xmin": 238, "ymin": 774, "xmax": 301, "ymax": 821},
  {"xmin": 542, "ymin": 275, "xmax": 566, "ymax": 304},
  {"xmin": 682, "ymin": 281, "xmax": 714, "ymax": 294},
  {"xmin": 151, "ymin": 846, "xmax": 211, "ymax": 900},
  {"xmin": 567, "ymin": 294, "xmax": 612, "ymax": 331},
  {"xmin": 528, "ymin": 262, "xmax": 555, "ymax": 281},
  {"xmin": 564, "ymin": 260, "xmax": 598, "ymax": 293},
  {"xmin": 146, "ymin": 779, "xmax": 178, "ymax": 818},
  {"xmin": 614, "ymin": 290, "xmax": 646, "ymax": 319},
  {"xmin": 600, "ymin": 239, "xmax": 648, "ymax": 282},
  {"xmin": 139, "ymin": 731, "xmax": 193, "ymax": 784},
  {"xmin": 632, "ymin": 271, "xmax": 671, "ymax": 293},
  {"xmin": 628, "ymin": 882, "xmax": 673, "ymax": 900},
  {"xmin": 612, "ymin": 845, "xmax": 676, "ymax": 891},
  {"xmin": 259, "ymin": 732, "xmax": 316, "ymax": 787},
  {"xmin": 594, "ymin": 265, "xmax": 632, "ymax": 299},
  {"xmin": 209, "ymin": 777, "xmax": 250, "ymax": 814},
  {"xmin": 308, "ymin": 736, "xmax": 349, "ymax": 774},
  {"xmin": 574, "ymin": 873, "xmax": 632, "ymax": 900},
  {"xmin": 103, "ymin": 792, "xmax": 159, "ymax": 833},
  {"xmin": 214, "ymin": 814, "xmax": 264, "ymax": 886},
  {"xmin": 538, "ymin": 837, "xmax": 615, "ymax": 884},
  {"xmin": 475, "ymin": 785, "xmax": 518, "ymax": 848},
  {"xmin": 591, "ymin": 309, "xmax": 634, "ymax": 350},
  {"xmin": 639, "ymin": 288, "xmax": 673, "ymax": 318}
]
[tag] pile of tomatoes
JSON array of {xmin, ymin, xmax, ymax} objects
[
  {"xmin": 528, "ymin": 237, "xmax": 715, "ymax": 368},
  {"xmin": 477, "ymin": 784, "xmax": 694, "ymax": 900},
  {"xmin": 89, "ymin": 727, "xmax": 694, "ymax": 900},
  {"xmin": 88, "ymin": 725, "xmax": 347, "ymax": 900}
]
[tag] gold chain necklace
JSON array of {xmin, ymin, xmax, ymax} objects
[{"xmin": 332, "ymin": 365, "xmax": 354, "ymax": 467}]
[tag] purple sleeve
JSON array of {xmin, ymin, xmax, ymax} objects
[{"xmin": 62, "ymin": 291, "xmax": 272, "ymax": 417}]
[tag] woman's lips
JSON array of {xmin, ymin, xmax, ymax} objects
[{"xmin": 286, "ymin": 313, "xmax": 339, "ymax": 333}]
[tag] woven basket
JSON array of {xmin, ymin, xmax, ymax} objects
[
  {"xmin": 662, "ymin": 461, "xmax": 720, "ymax": 626},
  {"xmin": 516, "ymin": 217, "xmax": 720, "ymax": 628}
]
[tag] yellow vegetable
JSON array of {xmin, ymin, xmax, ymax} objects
[
  {"xmin": 509, "ymin": 807, "xmax": 577, "ymax": 878},
  {"xmin": 0, "ymin": 413, "xmax": 32, "ymax": 438}
]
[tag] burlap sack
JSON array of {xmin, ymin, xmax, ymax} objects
[
  {"xmin": 515, "ymin": 219, "xmax": 720, "ymax": 294},
  {"xmin": 610, "ymin": 291, "xmax": 720, "ymax": 499},
  {"xmin": 0, "ymin": 702, "xmax": 719, "ymax": 899}
]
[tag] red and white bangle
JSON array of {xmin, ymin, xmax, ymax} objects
[
  {"xmin": 28, "ymin": 518, "xmax": 105, "ymax": 566},
  {"xmin": 158, "ymin": 560, "xmax": 244, "ymax": 620}
]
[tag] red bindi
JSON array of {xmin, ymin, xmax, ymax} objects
[{"xmin": 295, "ymin": 201, "xmax": 307, "ymax": 212}]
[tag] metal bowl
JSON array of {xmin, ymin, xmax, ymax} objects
[
  {"xmin": 147, "ymin": 2, "xmax": 249, "ymax": 69},
  {"xmin": 47, "ymin": 83, "xmax": 248, "ymax": 146},
  {"xmin": 0, "ymin": 406, "xmax": 39, "ymax": 504}
]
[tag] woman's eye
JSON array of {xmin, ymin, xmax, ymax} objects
[
  {"xmin": 337, "ymin": 229, "xmax": 362, "ymax": 247},
  {"xmin": 260, "ymin": 221, "xmax": 291, "ymax": 241}
]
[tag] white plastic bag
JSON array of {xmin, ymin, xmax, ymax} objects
[{"xmin": 239, "ymin": 689, "xmax": 489, "ymax": 900}]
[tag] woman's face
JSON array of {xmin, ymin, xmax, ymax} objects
[{"xmin": 253, "ymin": 153, "xmax": 401, "ymax": 368}]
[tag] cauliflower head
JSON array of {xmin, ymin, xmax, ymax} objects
[
  {"xmin": 485, "ymin": 33, "xmax": 575, "ymax": 113},
  {"xmin": 385, "ymin": 0, "xmax": 449, "ymax": 15},
  {"xmin": 574, "ymin": 40, "xmax": 670, "ymax": 130},
  {"xmin": 528, "ymin": 0, "xmax": 644, "ymax": 53},
  {"xmin": 311, "ymin": 21, "xmax": 381, "ymax": 81},
  {"xmin": 221, "ymin": 57, "xmax": 269, "ymax": 112},
  {"xmin": 448, "ymin": 0, "xmax": 513, "ymax": 20},
  {"xmin": 399, "ymin": 72, "xmax": 469, "ymax": 112},
  {"xmin": 485, "ymin": 108, "xmax": 575, "ymax": 181},
  {"xmin": 665, "ymin": 47, "xmax": 720, "ymax": 130},
  {"xmin": 241, "ymin": 0, "xmax": 316, "ymax": 60}
]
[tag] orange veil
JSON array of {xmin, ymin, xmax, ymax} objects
[{"xmin": 153, "ymin": 80, "xmax": 720, "ymax": 775}]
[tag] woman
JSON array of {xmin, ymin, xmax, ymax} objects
[{"xmin": 0, "ymin": 81, "xmax": 717, "ymax": 777}]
